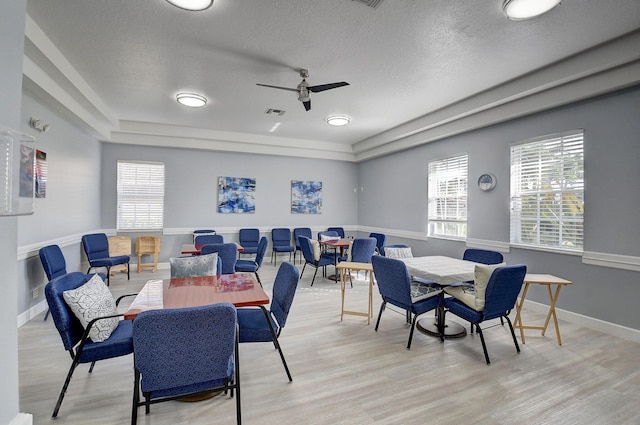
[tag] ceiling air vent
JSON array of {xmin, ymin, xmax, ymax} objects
[
  {"xmin": 265, "ymin": 108, "xmax": 286, "ymax": 116},
  {"xmin": 351, "ymin": 0, "xmax": 384, "ymax": 9}
]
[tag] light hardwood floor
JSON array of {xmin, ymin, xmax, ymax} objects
[{"xmin": 19, "ymin": 260, "xmax": 640, "ymax": 424}]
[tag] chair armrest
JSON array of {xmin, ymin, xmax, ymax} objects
[{"xmin": 74, "ymin": 312, "xmax": 125, "ymax": 357}]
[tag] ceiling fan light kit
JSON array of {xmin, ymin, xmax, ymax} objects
[
  {"xmin": 326, "ymin": 115, "xmax": 351, "ymax": 126},
  {"xmin": 165, "ymin": 0, "xmax": 213, "ymax": 11},
  {"xmin": 176, "ymin": 93, "xmax": 207, "ymax": 107},
  {"xmin": 502, "ymin": 0, "xmax": 560, "ymax": 20}
]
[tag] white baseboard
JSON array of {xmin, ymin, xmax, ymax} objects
[
  {"xmin": 519, "ymin": 298, "xmax": 640, "ymax": 344},
  {"xmin": 10, "ymin": 413, "xmax": 33, "ymax": 425},
  {"xmin": 17, "ymin": 301, "xmax": 48, "ymax": 328}
]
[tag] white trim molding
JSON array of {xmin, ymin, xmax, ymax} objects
[
  {"xmin": 582, "ymin": 251, "xmax": 640, "ymax": 272},
  {"xmin": 356, "ymin": 225, "xmax": 428, "ymax": 242},
  {"xmin": 10, "ymin": 413, "xmax": 33, "ymax": 425},
  {"xmin": 17, "ymin": 229, "xmax": 114, "ymax": 261},
  {"xmin": 465, "ymin": 238, "xmax": 510, "ymax": 253}
]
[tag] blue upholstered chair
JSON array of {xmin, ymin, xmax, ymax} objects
[
  {"xmin": 81, "ymin": 233, "xmax": 130, "ymax": 286},
  {"xmin": 442, "ymin": 264, "xmax": 527, "ymax": 364},
  {"xmin": 327, "ymin": 227, "xmax": 345, "ymax": 238},
  {"xmin": 39, "ymin": 244, "xmax": 67, "ymax": 321},
  {"xmin": 201, "ymin": 243, "xmax": 238, "ymax": 274},
  {"xmin": 194, "ymin": 233, "xmax": 224, "ymax": 246},
  {"xmin": 132, "ymin": 303, "xmax": 240, "ymax": 425},
  {"xmin": 317, "ymin": 230, "xmax": 339, "ymax": 240},
  {"xmin": 371, "ymin": 255, "xmax": 442, "ymax": 349},
  {"xmin": 237, "ymin": 262, "xmax": 299, "ymax": 382},
  {"xmin": 463, "ymin": 248, "xmax": 504, "ymax": 265},
  {"xmin": 271, "ymin": 228, "xmax": 295, "ymax": 266},
  {"xmin": 298, "ymin": 236, "xmax": 337, "ymax": 286},
  {"xmin": 293, "ymin": 227, "xmax": 312, "ymax": 264},
  {"xmin": 192, "ymin": 229, "xmax": 216, "ymax": 243},
  {"xmin": 368, "ymin": 233, "xmax": 387, "ymax": 254},
  {"xmin": 235, "ymin": 237, "xmax": 268, "ymax": 286},
  {"xmin": 45, "ymin": 272, "xmax": 134, "ymax": 418},
  {"xmin": 239, "ymin": 228, "xmax": 260, "ymax": 256},
  {"xmin": 345, "ymin": 237, "xmax": 377, "ymax": 286}
]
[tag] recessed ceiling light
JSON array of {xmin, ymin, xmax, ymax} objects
[
  {"xmin": 165, "ymin": 0, "xmax": 213, "ymax": 11},
  {"xmin": 176, "ymin": 93, "xmax": 207, "ymax": 108},
  {"xmin": 502, "ymin": 0, "xmax": 560, "ymax": 20},
  {"xmin": 326, "ymin": 115, "xmax": 351, "ymax": 126}
]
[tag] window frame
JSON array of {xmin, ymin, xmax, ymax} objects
[
  {"xmin": 510, "ymin": 130, "xmax": 584, "ymax": 253},
  {"xmin": 116, "ymin": 160, "xmax": 165, "ymax": 231},
  {"xmin": 427, "ymin": 153, "xmax": 468, "ymax": 240}
]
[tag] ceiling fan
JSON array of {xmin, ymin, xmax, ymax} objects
[{"xmin": 256, "ymin": 69, "xmax": 349, "ymax": 111}]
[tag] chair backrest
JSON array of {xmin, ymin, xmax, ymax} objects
[
  {"xmin": 170, "ymin": 254, "xmax": 220, "ymax": 278},
  {"xmin": 482, "ymin": 265, "xmax": 527, "ymax": 320},
  {"xmin": 327, "ymin": 227, "xmax": 345, "ymax": 238},
  {"xmin": 39, "ymin": 245, "xmax": 67, "ymax": 280},
  {"xmin": 293, "ymin": 227, "xmax": 312, "ymax": 248},
  {"xmin": 298, "ymin": 236, "xmax": 315, "ymax": 264},
  {"xmin": 463, "ymin": 248, "xmax": 504, "ymax": 265},
  {"xmin": 349, "ymin": 237, "xmax": 377, "ymax": 263},
  {"xmin": 133, "ymin": 303, "xmax": 237, "ymax": 394},
  {"xmin": 270, "ymin": 262, "xmax": 300, "ymax": 329},
  {"xmin": 369, "ymin": 233, "xmax": 387, "ymax": 253},
  {"xmin": 317, "ymin": 230, "xmax": 339, "ymax": 240},
  {"xmin": 254, "ymin": 236, "xmax": 269, "ymax": 267},
  {"xmin": 371, "ymin": 255, "xmax": 412, "ymax": 306},
  {"xmin": 193, "ymin": 229, "xmax": 216, "ymax": 243},
  {"xmin": 380, "ymin": 244, "xmax": 410, "ymax": 257},
  {"xmin": 239, "ymin": 228, "xmax": 260, "ymax": 248},
  {"xmin": 194, "ymin": 234, "xmax": 224, "ymax": 245},
  {"xmin": 45, "ymin": 272, "xmax": 94, "ymax": 351},
  {"xmin": 82, "ymin": 233, "xmax": 110, "ymax": 261},
  {"xmin": 271, "ymin": 228, "xmax": 292, "ymax": 247},
  {"xmin": 201, "ymin": 243, "xmax": 238, "ymax": 274}
]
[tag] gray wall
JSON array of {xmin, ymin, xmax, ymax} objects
[
  {"xmin": 1, "ymin": 1, "xmax": 27, "ymax": 423},
  {"xmin": 357, "ymin": 86, "xmax": 640, "ymax": 330},
  {"xmin": 100, "ymin": 143, "xmax": 359, "ymax": 261}
]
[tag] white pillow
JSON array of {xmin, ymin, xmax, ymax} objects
[
  {"xmin": 346, "ymin": 240, "xmax": 354, "ymax": 261},
  {"xmin": 320, "ymin": 234, "xmax": 339, "ymax": 242},
  {"xmin": 444, "ymin": 263, "xmax": 505, "ymax": 311},
  {"xmin": 170, "ymin": 253, "xmax": 218, "ymax": 278},
  {"xmin": 63, "ymin": 274, "xmax": 119, "ymax": 342},
  {"xmin": 309, "ymin": 239, "xmax": 321, "ymax": 261},
  {"xmin": 384, "ymin": 247, "xmax": 413, "ymax": 259}
]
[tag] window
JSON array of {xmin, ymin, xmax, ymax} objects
[
  {"xmin": 428, "ymin": 154, "xmax": 468, "ymax": 238},
  {"xmin": 117, "ymin": 161, "xmax": 165, "ymax": 230},
  {"xmin": 510, "ymin": 130, "xmax": 584, "ymax": 251}
]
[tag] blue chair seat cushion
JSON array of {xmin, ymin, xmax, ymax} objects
[
  {"xmin": 77, "ymin": 319, "xmax": 134, "ymax": 363},
  {"xmin": 385, "ymin": 294, "xmax": 440, "ymax": 317},
  {"xmin": 146, "ymin": 375, "xmax": 232, "ymax": 399},
  {"xmin": 237, "ymin": 308, "xmax": 279, "ymax": 342},
  {"xmin": 235, "ymin": 259, "xmax": 258, "ymax": 272},
  {"xmin": 89, "ymin": 255, "xmax": 130, "ymax": 267},
  {"xmin": 443, "ymin": 297, "xmax": 483, "ymax": 323},
  {"xmin": 273, "ymin": 246, "xmax": 295, "ymax": 253}
]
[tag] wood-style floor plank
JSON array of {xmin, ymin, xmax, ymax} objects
[{"xmin": 19, "ymin": 262, "xmax": 640, "ymax": 424}]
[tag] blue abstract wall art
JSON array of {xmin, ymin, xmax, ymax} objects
[
  {"xmin": 291, "ymin": 180, "xmax": 322, "ymax": 214},
  {"xmin": 218, "ymin": 176, "xmax": 256, "ymax": 213}
]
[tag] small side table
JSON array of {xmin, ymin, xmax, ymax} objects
[
  {"xmin": 513, "ymin": 273, "xmax": 572, "ymax": 346},
  {"xmin": 336, "ymin": 262, "xmax": 374, "ymax": 324},
  {"xmin": 136, "ymin": 236, "xmax": 161, "ymax": 272}
]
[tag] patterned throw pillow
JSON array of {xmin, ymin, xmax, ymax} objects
[
  {"xmin": 170, "ymin": 253, "xmax": 218, "ymax": 278},
  {"xmin": 384, "ymin": 247, "xmax": 413, "ymax": 259},
  {"xmin": 63, "ymin": 274, "xmax": 119, "ymax": 342}
]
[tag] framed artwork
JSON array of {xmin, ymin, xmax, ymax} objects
[
  {"xmin": 291, "ymin": 180, "xmax": 322, "ymax": 214},
  {"xmin": 217, "ymin": 176, "xmax": 256, "ymax": 213},
  {"xmin": 35, "ymin": 150, "xmax": 47, "ymax": 198}
]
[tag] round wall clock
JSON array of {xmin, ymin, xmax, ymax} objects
[{"xmin": 478, "ymin": 173, "xmax": 497, "ymax": 191}]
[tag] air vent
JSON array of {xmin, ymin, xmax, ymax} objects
[
  {"xmin": 265, "ymin": 108, "xmax": 286, "ymax": 116},
  {"xmin": 351, "ymin": 0, "xmax": 384, "ymax": 8}
]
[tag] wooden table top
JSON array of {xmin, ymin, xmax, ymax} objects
[
  {"xmin": 336, "ymin": 261, "xmax": 374, "ymax": 272},
  {"xmin": 124, "ymin": 273, "xmax": 269, "ymax": 320},
  {"xmin": 524, "ymin": 273, "xmax": 573, "ymax": 285}
]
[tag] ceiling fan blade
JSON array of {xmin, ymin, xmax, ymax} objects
[
  {"xmin": 256, "ymin": 83, "xmax": 298, "ymax": 92},
  {"xmin": 308, "ymin": 82, "xmax": 349, "ymax": 93},
  {"xmin": 303, "ymin": 100, "xmax": 311, "ymax": 111}
]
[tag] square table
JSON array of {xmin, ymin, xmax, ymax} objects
[
  {"xmin": 318, "ymin": 237, "xmax": 352, "ymax": 282},
  {"xmin": 124, "ymin": 273, "xmax": 269, "ymax": 320},
  {"xmin": 336, "ymin": 262, "xmax": 374, "ymax": 324},
  {"xmin": 513, "ymin": 273, "xmax": 573, "ymax": 346},
  {"xmin": 399, "ymin": 256, "xmax": 479, "ymax": 338}
]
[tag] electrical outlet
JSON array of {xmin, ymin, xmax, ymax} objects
[{"xmin": 32, "ymin": 287, "xmax": 39, "ymax": 299}]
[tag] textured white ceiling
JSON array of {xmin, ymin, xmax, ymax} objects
[{"xmin": 24, "ymin": 0, "xmax": 640, "ymax": 158}]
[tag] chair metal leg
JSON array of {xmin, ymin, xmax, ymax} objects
[
  {"xmin": 260, "ymin": 306, "xmax": 292, "ymax": 382},
  {"xmin": 132, "ymin": 369, "xmax": 140, "ymax": 425},
  {"xmin": 475, "ymin": 324, "xmax": 491, "ymax": 365},
  {"xmin": 44, "ymin": 308, "xmax": 50, "ymax": 321},
  {"xmin": 255, "ymin": 272, "xmax": 262, "ymax": 287},
  {"xmin": 52, "ymin": 358, "xmax": 80, "ymax": 417},
  {"xmin": 300, "ymin": 263, "xmax": 307, "ymax": 279},
  {"xmin": 89, "ymin": 361, "xmax": 96, "ymax": 373},
  {"xmin": 505, "ymin": 315, "xmax": 521, "ymax": 353},
  {"xmin": 374, "ymin": 301, "xmax": 386, "ymax": 331},
  {"xmin": 311, "ymin": 267, "xmax": 319, "ymax": 286},
  {"xmin": 407, "ymin": 312, "xmax": 418, "ymax": 350}
]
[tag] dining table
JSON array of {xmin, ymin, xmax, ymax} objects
[
  {"xmin": 180, "ymin": 242, "xmax": 244, "ymax": 256},
  {"xmin": 399, "ymin": 255, "xmax": 479, "ymax": 338}
]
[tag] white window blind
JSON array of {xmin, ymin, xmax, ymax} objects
[
  {"xmin": 117, "ymin": 161, "xmax": 165, "ymax": 230},
  {"xmin": 510, "ymin": 130, "xmax": 584, "ymax": 251},
  {"xmin": 428, "ymin": 154, "xmax": 468, "ymax": 238}
]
